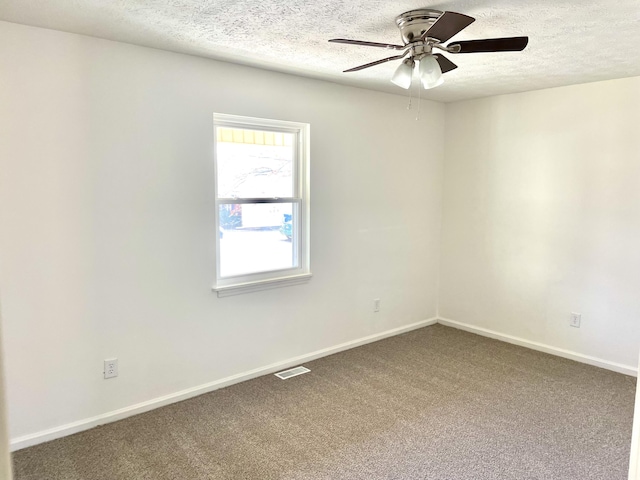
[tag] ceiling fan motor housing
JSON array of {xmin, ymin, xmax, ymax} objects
[{"xmin": 395, "ymin": 9, "xmax": 443, "ymax": 44}]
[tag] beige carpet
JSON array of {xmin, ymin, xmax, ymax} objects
[{"xmin": 13, "ymin": 325, "xmax": 636, "ymax": 479}]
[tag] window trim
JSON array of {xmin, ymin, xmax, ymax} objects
[{"xmin": 212, "ymin": 113, "xmax": 311, "ymax": 297}]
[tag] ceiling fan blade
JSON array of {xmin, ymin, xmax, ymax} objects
[
  {"xmin": 329, "ymin": 38, "xmax": 405, "ymax": 50},
  {"xmin": 343, "ymin": 54, "xmax": 408, "ymax": 73},
  {"xmin": 449, "ymin": 36, "xmax": 529, "ymax": 53},
  {"xmin": 433, "ymin": 54, "xmax": 457, "ymax": 74},
  {"xmin": 423, "ymin": 11, "xmax": 475, "ymax": 43}
]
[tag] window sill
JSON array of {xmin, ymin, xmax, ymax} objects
[{"xmin": 212, "ymin": 273, "xmax": 312, "ymax": 298}]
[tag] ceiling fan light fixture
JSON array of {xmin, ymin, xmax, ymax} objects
[
  {"xmin": 419, "ymin": 55, "xmax": 443, "ymax": 89},
  {"xmin": 390, "ymin": 58, "xmax": 415, "ymax": 89},
  {"xmin": 330, "ymin": 9, "xmax": 529, "ymax": 93}
]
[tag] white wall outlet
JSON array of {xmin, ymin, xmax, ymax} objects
[
  {"xmin": 373, "ymin": 298, "xmax": 380, "ymax": 312},
  {"xmin": 104, "ymin": 358, "xmax": 118, "ymax": 379},
  {"xmin": 570, "ymin": 312, "xmax": 581, "ymax": 328}
]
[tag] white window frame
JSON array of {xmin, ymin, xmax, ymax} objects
[{"xmin": 212, "ymin": 113, "xmax": 311, "ymax": 297}]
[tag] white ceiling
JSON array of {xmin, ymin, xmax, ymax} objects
[{"xmin": 1, "ymin": 0, "xmax": 639, "ymax": 102}]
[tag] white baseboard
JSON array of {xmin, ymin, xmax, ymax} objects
[
  {"xmin": 437, "ymin": 317, "xmax": 638, "ymax": 377},
  {"xmin": 629, "ymin": 353, "xmax": 640, "ymax": 480},
  {"xmin": 10, "ymin": 317, "xmax": 438, "ymax": 451}
]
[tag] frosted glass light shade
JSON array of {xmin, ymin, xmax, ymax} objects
[
  {"xmin": 424, "ymin": 76, "xmax": 444, "ymax": 89},
  {"xmin": 419, "ymin": 55, "xmax": 443, "ymax": 89},
  {"xmin": 391, "ymin": 59, "xmax": 414, "ymax": 89}
]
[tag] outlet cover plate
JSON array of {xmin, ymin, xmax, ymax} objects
[
  {"xmin": 104, "ymin": 358, "xmax": 118, "ymax": 379},
  {"xmin": 570, "ymin": 313, "xmax": 581, "ymax": 328}
]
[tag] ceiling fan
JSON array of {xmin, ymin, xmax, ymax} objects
[{"xmin": 329, "ymin": 9, "xmax": 528, "ymax": 90}]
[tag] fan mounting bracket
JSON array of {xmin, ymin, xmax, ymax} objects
[{"xmin": 395, "ymin": 9, "xmax": 443, "ymax": 44}]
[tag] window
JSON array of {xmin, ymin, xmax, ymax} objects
[{"xmin": 212, "ymin": 113, "xmax": 311, "ymax": 297}]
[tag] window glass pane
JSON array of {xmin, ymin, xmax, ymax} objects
[
  {"xmin": 219, "ymin": 203, "xmax": 295, "ymax": 277},
  {"xmin": 216, "ymin": 127, "xmax": 294, "ymax": 198}
]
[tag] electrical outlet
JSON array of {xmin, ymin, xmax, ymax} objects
[
  {"xmin": 104, "ymin": 358, "xmax": 118, "ymax": 379},
  {"xmin": 373, "ymin": 298, "xmax": 380, "ymax": 312},
  {"xmin": 570, "ymin": 312, "xmax": 581, "ymax": 328}
]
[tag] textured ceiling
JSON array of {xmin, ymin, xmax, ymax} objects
[{"xmin": 1, "ymin": 0, "xmax": 640, "ymax": 102}]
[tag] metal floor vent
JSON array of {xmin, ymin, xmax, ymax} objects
[{"xmin": 275, "ymin": 366, "xmax": 310, "ymax": 380}]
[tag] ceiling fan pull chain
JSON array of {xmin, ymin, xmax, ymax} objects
[
  {"xmin": 416, "ymin": 80, "xmax": 422, "ymax": 121},
  {"xmin": 407, "ymin": 84, "xmax": 413, "ymax": 110}
]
